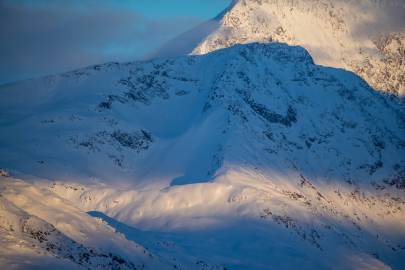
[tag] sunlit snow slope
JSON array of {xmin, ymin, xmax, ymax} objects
[
  {"xmin": 1, "ymin": 43, "xmax": 404, "ymax": 269},
  {"xmin": 0, "ymin": 174, "xmax": 176, "ymax": 270},
  {"xmin": 156, "ymin": 0, "xmax": 405, "ymax": 96}
]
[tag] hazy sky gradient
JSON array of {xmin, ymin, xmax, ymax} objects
[{"xmin": 0, "ymin": 0, "xmax": 231, "ymax": 84}]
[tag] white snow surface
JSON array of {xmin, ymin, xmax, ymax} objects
[
  {"xmin": 155, "ymin": 0, "xmax": 405, "ymax": 96},
  {"xmin": 0, "ymin": 42, "xmax": 404, "ymax": 269}
]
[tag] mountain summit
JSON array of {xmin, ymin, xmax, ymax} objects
[{"xmin": 156, "ymin": 0, "xmax": 405, "ymax": 96}]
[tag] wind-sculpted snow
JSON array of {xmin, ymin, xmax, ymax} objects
[
  {"xmin": 157, "ymin": 0, "xmax": 405, "ymax": 96},
  {"xmin": 0, "ymin": 43, "xmax": 404, "ymax": 269}
]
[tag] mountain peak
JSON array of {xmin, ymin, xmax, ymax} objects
[{"xmin": 156, "ymin": 0, "xmax": 405, "ymax": 95}]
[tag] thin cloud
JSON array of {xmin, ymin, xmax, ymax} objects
[
  {"xmin": 0, "ymin": 1, "xmax": 202, "ymax": 84},
  {"xmin": 348, "ymin": 0, "xmax": 405, "ymax": 39}
]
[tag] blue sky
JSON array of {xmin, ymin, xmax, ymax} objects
[{"xmin": 0, "ymin": 0, "xmax": 231, "ymax": 84}]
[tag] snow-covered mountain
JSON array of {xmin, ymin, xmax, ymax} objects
[
  {"xmin": 1, "ymin": 42, "xmax": 404, "ymax": 269},
  {"xmin": 155, "ymin": 0, "xmax": 405, "ymax": 96}
]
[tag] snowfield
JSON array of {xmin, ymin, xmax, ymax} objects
[{"xmin": 0, "ymin": 177, "xmax": 174, "ymax": 270}]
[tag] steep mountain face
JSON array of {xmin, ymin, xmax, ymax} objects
[
  {"xmin": 156, "ymin": 0, "xmax": 405, "ymax": 96},
  {"xmin": 1, "ymin": 43, "xmax": 404, "ymax": 269}
]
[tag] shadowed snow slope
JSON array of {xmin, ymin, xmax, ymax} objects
[
  {"xmin": 0, "ymin": 43, "xmax": 404, "ymax": 269},
  {"xmin": 155, "ymin": 0, "xmax": 405, "ymax": 95}
]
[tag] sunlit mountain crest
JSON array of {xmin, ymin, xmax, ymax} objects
[{"xmin": 156, "ymin": 0, "xmax": 405, "ymax": 96}]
